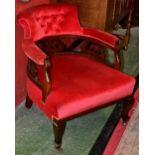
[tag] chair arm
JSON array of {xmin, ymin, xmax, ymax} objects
[
  {"xmin": 82, "ymin": 28, "xmax": 119, "ymax": 49},
  {"xmin": 23, "ymin": 39, "xmax": 51, "ymax": 102},
  {"xmin": 22, "ymin": 39, "xmax": 47, "ymax": 65},
  {"xmin": 83, "ymin": 28, "xmax": 122, "ymax": 70}
]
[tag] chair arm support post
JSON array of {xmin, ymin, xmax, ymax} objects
[
  {"xmin": 42, "ymin": 57, "xmax": 52, "ymax": 102},
  {"xmin": 114, "ymin": 42, "xmax": 122, "ymax": 70}
]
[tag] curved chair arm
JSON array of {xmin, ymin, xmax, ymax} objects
[
  {"xmin": 83, "ymin": 28, "xmax": 121, "ymax": 70},
  {"xmin": 23, "ymin": 39, "xmax": 51, "ymax": 102},
  {"xmin": 82, "ymin": 28, "xmax": 119, "ymax": 49},
  {"xmin": 22, "ymin": 39, "xmax": 47, "ymax": 65}
]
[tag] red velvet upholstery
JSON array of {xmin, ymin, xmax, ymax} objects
[
  {"xmin": 22, "ymin": 39, "xmax": 46, "ymax": 65},
  {"xmin": 27, "ymin": 54, "xmax": 135, "ymax": 120},
  {"xmin": 15, "ymin": 0, "xmax": 51, "ymax": 106},
  {"xmin": 83, "ymin": 28, "xmax": 118, "ymax": 49},
  {"xmin": 18, "ymin": 4, "xmax": 119, "ymax": 67},
  {"xmin": 17, "ymin": 4, "xmax": 82, "ymax": 40},
  {"xmin": 17, "ymin": 3, "xmax": 136, "ymax": 121},
  {"xmin": 17, "ymin": 4, "xmax": 118, "ymax": 48}
]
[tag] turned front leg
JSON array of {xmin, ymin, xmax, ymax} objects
[{"xmin": 52, "ymin": 120, "xmax": 66, "ymax": 149}]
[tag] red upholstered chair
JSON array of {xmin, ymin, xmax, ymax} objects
[{"xmin": 17, "ymin": 4, "xmax": 136, "ymax": 149}]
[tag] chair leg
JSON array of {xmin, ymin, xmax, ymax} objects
[
  {"xmin": 121, "ymin": 97, "xmax": 133, "ymax": 125},
  {"xmin": 52, "ymin": 120, "xmax": 66, "ymax": 149},
  {"xmin": 25, "ymin": 94, "xmax": 33, "ymax": 109},
  {"xmin": 122, "ymin": 75, "xmax": 139, "ymax": 125}
]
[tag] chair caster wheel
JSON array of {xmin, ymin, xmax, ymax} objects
[
  {"xmin": 25, "ymin": 95, "xmax": 33, "ymax": 109},
  {"xmin": 25, "ymin": 102, "xmax": 33, "ymax": 109},
  {"xmin": 122, "ymin": 120, "xmax": 127, "ymax": 126},
  {"xmin": 55, "ymin": 143, "xmax": 61, "ymax": 149}
]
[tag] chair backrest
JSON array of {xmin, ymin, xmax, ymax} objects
[
  {"xmin": 17, "ymin": 3, "xmax": 82, "ymax": 41},
  {"xmin": 17, "ymin": 3, "xmax": 121, "ymax": 70}
]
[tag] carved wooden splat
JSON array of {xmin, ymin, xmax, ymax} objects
[{"xmin": 36, "ymin": 36, "xmax": 108, "ymax": 61}]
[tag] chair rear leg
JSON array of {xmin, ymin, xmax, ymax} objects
[
  {"xmin": 52, "ymin": 120, "xmax": 66, "ymax": 149},
  {"xmin": 25, "ymin": 94, "xmax": 33, "ymax": 109},
  {"xmin": 121, "ymin": 97, "xmax": 133, "ymax": 125},
  {"xmin": 122, "ymin": 75, "xmax": 139, "ymax": 125}
]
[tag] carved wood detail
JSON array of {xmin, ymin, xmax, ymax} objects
[
  {"xmin": 36, "ymin": 38, "xmax": 66, "ymax": 56},
  {"xmin": 42, "ymin": 57, "xmax": 51, "ymax": 102},
  {"xmin": 27, "ymin": 59, "xmax": 43, "ymax": 89},
  {"xmin": 35, "ymin": 36, "xmax": 120, "ymax": 68},
  {"xmin": 27, "ymin": 57, "xmax": 52, "ymax": 102}
]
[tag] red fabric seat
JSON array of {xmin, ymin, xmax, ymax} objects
[{"xmin": 27, "ymin": 54, "xmax": 135, "ymax": 120}]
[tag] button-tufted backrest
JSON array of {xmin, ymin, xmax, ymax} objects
[{"xmin": 17, "ymin": 4, "xmax": 82, "ymax": 41}]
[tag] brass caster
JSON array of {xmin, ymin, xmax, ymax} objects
[
  {"xmin": 25, "ymin": 95, "xmax": 33, "ymax": 109},
  {"xmin": 122, "ymin": 120, "xmax": 127, "ymax": 126}
]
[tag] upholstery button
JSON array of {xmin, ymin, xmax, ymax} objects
[
  {"xmin": 41, "ymin": 24, "xmax": 44, "ymax": 28},
  {"xmin": 36, "ymin": 17, "xmax": 40, "ymax": 21}
]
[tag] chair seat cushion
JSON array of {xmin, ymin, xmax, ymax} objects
[{"xmin": 27, "ymin": 54, "xmax": 136, "ymax": 120}]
